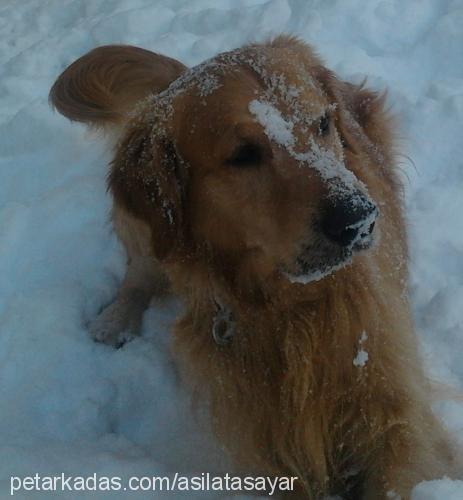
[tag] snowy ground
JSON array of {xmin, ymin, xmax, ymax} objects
[{"xmin": 1, "ymin": 0, "xmax": 462, "ymax": 498}]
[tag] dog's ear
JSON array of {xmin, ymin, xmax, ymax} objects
[
  {"xmin": 314, "ymin": 66, "xmax": 392, "ymax": 153},
  {"xmin": 108, "ymin": 120, "xmax": 188, "ymax": 261},
  {"xmin": 49, "ymin": 45, "xmax": 186, "ymax": 128}
]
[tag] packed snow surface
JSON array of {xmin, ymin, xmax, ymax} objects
[{"xmin": 1, "ymin": 0, "xmax": 463, "ymax": 498}]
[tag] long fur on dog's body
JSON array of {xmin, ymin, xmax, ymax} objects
[{"xmin": 50, "ymin": 36, "xmax": 460, "ymax": 499}]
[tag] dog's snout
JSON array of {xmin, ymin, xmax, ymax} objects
[{"xmin": 322, "ymin": 193, "xmax": 378, "ymax": 247}]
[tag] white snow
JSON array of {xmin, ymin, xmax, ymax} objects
[
  {"xmin": 353, "ymin": 331, "xmax": 369, "ymax": 368},
  {"xmin": 353, "ymin": 349, "xmax": 368, "ymax": 368},
  {"xmin": 1, "ymin": 0, "xmax": 462, "ymax": 499},
  {"xmin": 249, "ymin": 100, "xmax": 295, "ymax": 148},
  {"xmin": 248, "ymin": 99, "xmax": 369, "ymax": 205},
  {"xmin": 284, "ymin": 258, "xmax": 353, "ymax": 285},
  {"xmin": 411, "ymin": 478, "xmax": 463, "ymax": 500}
]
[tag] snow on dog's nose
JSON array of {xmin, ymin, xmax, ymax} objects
[{"xmin": 322, "ymin": 192, "xmax": 378, "ymax": 248}]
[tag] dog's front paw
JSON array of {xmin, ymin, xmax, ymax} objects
[{"xmin": 89, "ymin": 298, "xmax": 143, "ymax": 348}]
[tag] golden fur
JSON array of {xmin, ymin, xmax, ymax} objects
[{"xmin": 50, "ymin": 36, "xmax": 460, "ymax": 499}]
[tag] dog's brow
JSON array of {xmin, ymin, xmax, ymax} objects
[{"xmin": 308, "ymin": 103, "xmax": 336, "ymax": 123}]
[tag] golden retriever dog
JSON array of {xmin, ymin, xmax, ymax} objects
[{"xmin": 50, "ymin": 36, "xmax": 460, "ymax": 499}]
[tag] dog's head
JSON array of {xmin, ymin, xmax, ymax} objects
[{"xmin": 110, "ymin": 36, "xmax": 386, "ymax": 286}]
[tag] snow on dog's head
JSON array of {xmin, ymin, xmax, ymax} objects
[{"xmin": 111, "ymin": 36, "xmax": 385, "ymax": 288}]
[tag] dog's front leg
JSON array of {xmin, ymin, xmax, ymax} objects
[
  {"xmin": 361, "ymin": 466, "xmax": 412, "ymax": 500},
  {"xmin": 89, "ymin": 206, "xmax": 169, "ymax": 348},
  {"xmin": 89, "ymin": 256, "xmax": 168, "ymax": 347},
  {"xmin": 360, "ymin": 411, "xmax": 456, "ymax": 500}
]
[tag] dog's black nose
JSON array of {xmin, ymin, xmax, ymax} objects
[{"xmin": 322, "ymin": 193, "xmax": 378, "ymax": 247}]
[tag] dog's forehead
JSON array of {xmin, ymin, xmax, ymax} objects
[{"xmin": 144, "ymin": 45, "xmax": 328, "ymax": 130}]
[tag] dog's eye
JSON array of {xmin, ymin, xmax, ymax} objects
[
  {"xmin": 318, "ymin": 114, "xmax": 330, "ymax": 136},
  {"xmin": 226, "ymin": 142, "xmax": 263, "ymax": 167}
]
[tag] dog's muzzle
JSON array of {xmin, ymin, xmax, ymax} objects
[
  {"xmin": 321, "ymin": 190, "xmax": 378, "ymax": 249},
  {"xmin": 281, "ymin": 190, "xmax": 379, "ymax": 284}
]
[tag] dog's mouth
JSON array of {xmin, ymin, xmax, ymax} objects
[
  {"xmin": 282, "ymin": 225, "xmax": 377, "ymax": 285},
  {"xmin": 283, "ymin": 247, "xmax": 353, "ymax": 285}
]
